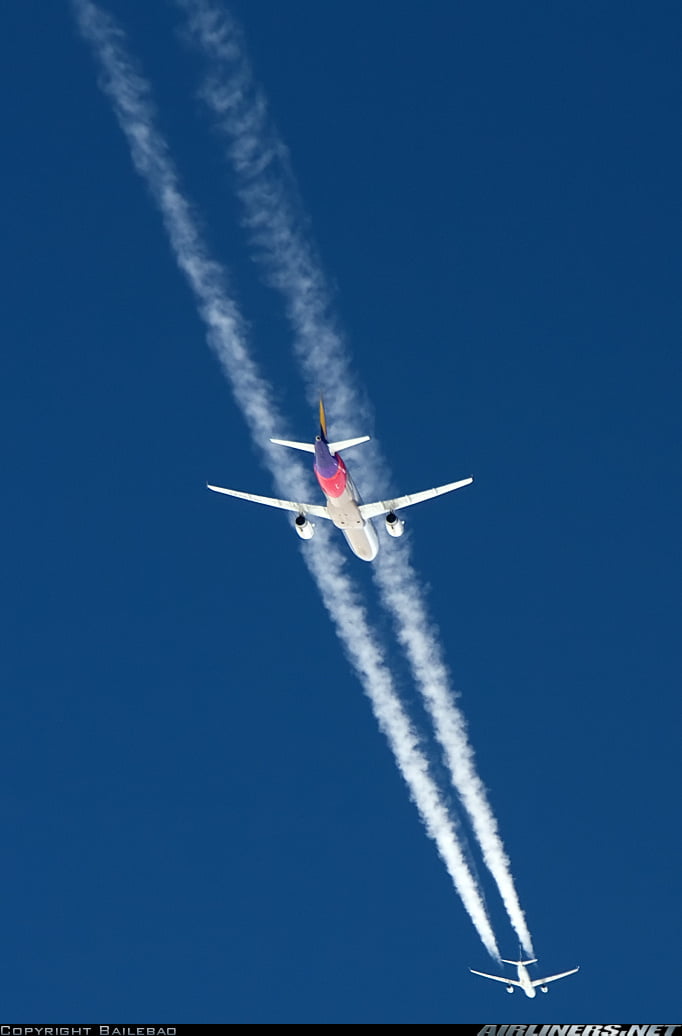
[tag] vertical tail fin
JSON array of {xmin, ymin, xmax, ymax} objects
[
  {"xmin": 269, "ymin": 399, "xmax": 370, "ymax": 454},
  {"xmin": 319, "ymin": 396, "xmax": 328, "ymax": 440}
]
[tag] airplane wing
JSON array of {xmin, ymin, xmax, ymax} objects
[
  {"xmin": 207, "ymin": 484, "xmax": 331, "ymax": 520},
  {"xmin": 359, "ymin": 477, "xmax": 473, "ymax": 521},
  {"xmin": 531, "ymin": 967, "xmax": 580, "ymax": 987},
  {"xmin": 469, "ymin": 970, "xmax": 520, "ymax": 987}
]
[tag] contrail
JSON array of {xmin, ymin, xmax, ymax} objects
[
  {"xmin": 304, "ymin": 529, "xmax": 500, "ymax": 960},
  {"xmin": 372, "ymin": 547, "xmax": 534, "ymax": 959},
  {"xmin": 175, "ymin": 0, "xmax": 376, "ymax": 469},
  {"xmin": 71, "ymin": 0, "xmax": 500, "ymax": 960},
  {"xmin": 177, "ymin": 0, "xmax": 534, "ymax": 957}
]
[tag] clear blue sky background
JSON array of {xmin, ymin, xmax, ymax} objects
[{"xmin": 2, "ymin": 0, "xmax": 680, "ymax": 1023}]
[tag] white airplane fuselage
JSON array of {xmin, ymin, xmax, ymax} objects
[
  {"xmin": 515, "ymin": 963, "xmax": 537, "ymax": 998},
  {"xmin": 313, "ymin": 436, "xmax": 379, "ymax": 561}
]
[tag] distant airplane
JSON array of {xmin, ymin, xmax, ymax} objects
[
  {"xmin": 207, "ymin": 399, "xmax": 473, "ymax": 561},
  {"xmin": 470, "ymin": 959, "xmax": 579, "ymax": 998}
]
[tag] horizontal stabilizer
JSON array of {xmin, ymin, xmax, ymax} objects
[
  {"xmin": 269, "ymin": 438, "xmax": 315, "ymax": 453},
  {"xmin": 328, "ymin": 435, "xmax": 370, "ymax": 454},
  {"xmin": 501, "ymin": 959, "xmax": 538, "ymax": 966},
  {"xmin": 270, "ymin": 435, "xmax": 370, "ymax": 454},
  {"xmin": 207, "ymin": 484, "xmax": 330, "ymax": 520},
  {"xmin": 360, "ymin": 476, "xmax": 473, "ymax": 521}
]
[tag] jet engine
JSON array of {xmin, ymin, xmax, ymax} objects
[
  {"xmin": 294, "ymin": 514, "xmax": 315, "ymax": 540},
  {"xmin": 385, "ymin": 511, "xmax": 405, "ymax": 537},
  {"xmin": 540, "ymin": 986, "xmax": 548, "ymax": 993},
  {"xmin": 506, "ymin": 986, "xmax": 514, "ymax": 994}
]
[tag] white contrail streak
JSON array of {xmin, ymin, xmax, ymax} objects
[
  {"xmin": 178, "ymin": 0, "xmax": 534, "ymax": 957},
  {"xmin": 71, "ymin": 0, "xmax": 500, "ymax": 959},
  {"xmin": 305, "ymin": 530, "xmax": 500, "ymax": 960},
  {"xmin": 372, "ymin": 547, "xmax": 534, "ymax": 958},
  {"xmin": 175, "ymin": 0, "xmax": 375, "ymax": 469}
]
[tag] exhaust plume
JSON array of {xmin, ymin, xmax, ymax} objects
[
  {"xmin": 72, "ymin": 0, "xmax": 500, "ymax": 959},
  {"xmin": 178, "ymin": 0, "xmax": 534, "ymax": 956}
]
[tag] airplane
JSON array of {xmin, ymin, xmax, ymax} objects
[
  {"xmin": 207, "ymin": 399, "xmax": 473, "ymax": 561},
  {"xmin": 470, "ymin": 959, "xmax": 579, "ymax": 998}
]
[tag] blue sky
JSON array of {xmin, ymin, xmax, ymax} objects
[{"xmin": 2, "ymin": 0, "xmax": 681, "ymax": 1023}]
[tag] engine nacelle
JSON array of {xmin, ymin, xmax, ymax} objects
[
  {"xmin": 540, "ymin": 986, "xmax": 548, "ymax": 993},
  {"xmin": 294, "ymin": 514, "xmax": 315, "ymax": 540},
  {"xmin": 385, "ymin": 511, "xmax": 405, "ymax": 537},
  {"xmin": 506, "ymin": 986, "xmax": 514, "ymax": 994}
]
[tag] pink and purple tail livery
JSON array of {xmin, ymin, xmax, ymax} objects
[{"xmin": 314, "ymin": 437, "xmax": 347, "ymax": 498}]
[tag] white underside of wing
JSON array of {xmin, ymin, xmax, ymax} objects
[
  {"xmin": 531, "ymin": 968, "xmax": 579, "ymax": 987},
  {"xmin": 470, "ymin": 970, "xmax": 520, "ymax": 986},
  {"xmin": 207, "ymin": 484, "xmax": 331, "ymax": 520},
  {"xmin": 359, "ymin": 476, "xmax": 473, "ymax": 520}
]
